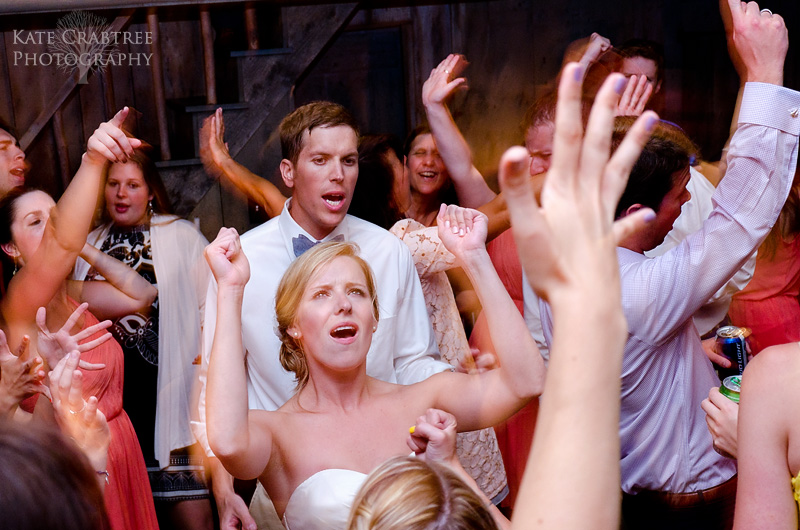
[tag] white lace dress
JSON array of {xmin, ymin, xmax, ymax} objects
[{"xmin": 390, "ymin": 219, "xmax": 507, "ymax": 501}]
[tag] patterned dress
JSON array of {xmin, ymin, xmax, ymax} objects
[
  {"xmin": 391, "ymin": 218, "xmax": 508, "ymax": 501},
  {"xmin": 86, "ymin": 224, "xmax": 209, "ymax": 503}
]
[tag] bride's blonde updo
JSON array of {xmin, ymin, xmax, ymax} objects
[{"xmin": 275, "ymin": 241, "xmax": 379, "ymax": 391}]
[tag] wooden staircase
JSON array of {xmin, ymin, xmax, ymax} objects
[
  {"xmin": 156, "ymin": 3, "xmax": 359, "ymax": 233},
  {"xmin": 4, "ymin": 2, "xmax": 360, "ymax": 235}
]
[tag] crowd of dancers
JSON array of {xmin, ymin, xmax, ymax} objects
[{"xmin": 1, "ymin": 1, "xmax": 799, "ymax": 529}]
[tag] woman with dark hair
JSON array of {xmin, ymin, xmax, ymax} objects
[
  {"xmin": 73, "ymin": 148, "xmax": 213, "ymax": 530},
  {"xmin": 347, "ymin": 134, "xmax": 406, "ymax": 230},
  {"xmin": 0, "ymin": 108, "xmax": 159, "ymax": 530},
  {"xmin": 402, "ymin": 125, "xmax": 461, "ymax": 227}
]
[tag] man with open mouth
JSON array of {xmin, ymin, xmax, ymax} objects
[
  {"xmin": 0, "ymin": 124, "xmax": 27, "ymax": 199},
  {"xmin": 0, "ymin": 123, "xmax": 28, "ymax": 294}
]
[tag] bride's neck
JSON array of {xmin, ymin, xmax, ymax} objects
[{"xmin": 298, "ymin": 371, "xmax": 373, "ymax": 412}]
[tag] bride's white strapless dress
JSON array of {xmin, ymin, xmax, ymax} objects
[{"xmin": 282, "ymin": 469, "xmax": 367, "ymax": 530}]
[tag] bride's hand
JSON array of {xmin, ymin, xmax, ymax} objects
[
  {"xmin": 205, "ymin": 227, "xmax": 250, "ymax": 288},
  {"xmin": 436, "ymin": 204, "xmax": 488, "ymax": 263}
]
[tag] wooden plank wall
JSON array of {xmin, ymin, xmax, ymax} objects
[{"xmin": 0, "ymin": 1, "xmax": 797, "ymax": 240}]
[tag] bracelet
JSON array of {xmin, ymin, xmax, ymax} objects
[{"xmin": 96, "ymin": 470, "xmax": 110, "ymax": 484}]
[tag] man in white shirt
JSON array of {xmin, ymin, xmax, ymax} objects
[
  {"xmin": 196, "ymin": 101, "xmax": 449, "ymax": 529},
  {"xmin": 539, "ymin": 6, "xmax": 798, "ymax": 528}
]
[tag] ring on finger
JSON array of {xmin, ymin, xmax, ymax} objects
[
  {"xmin": 760, "ymin": 8, "xmax": 772, "ymax": 15},
  {"xmin": 69, "ymin": 402, "xmax": 86, "ymax": 415},
  {"xmin": 444, "ymin": 69, "xmax": 450, "ymax": 74}
]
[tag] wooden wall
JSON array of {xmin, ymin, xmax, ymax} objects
[{"xmin": 0, "ymin": 1, "xmax": 797, "ymax": 240}]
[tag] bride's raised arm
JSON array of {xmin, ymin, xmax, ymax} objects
[
  {"xmin": 421, "ymin": 201, "xmax": 545, "ymax": 431},
  {"xmin": 204, "ymin": 227, "xmax": 272, "ymax": 480}
]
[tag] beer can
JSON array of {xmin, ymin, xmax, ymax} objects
[
  {"xmin": 719, "ymin": 375, "xmax": 741, "ymax": 403},
  {"xmin": 716, "ymin": 326, "xmax": 749, "ymax": 379}
]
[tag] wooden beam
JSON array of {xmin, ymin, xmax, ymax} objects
[
  {"xmin": 18, "ymin": 11, "xmax": 133, "ymax": 151},
  {"xmin": 99, "ymin": 69, "xmax": 117, "ymax": 121},
  {"xmin": 200, "ymin": 6, "xmax": 217, "ymax": 105},
  {"xmin": 244, "ymin": 2, "xmax": 259, "ymax": 50},
  {"xmin": 51, "ymin": 108, "xmax": 71, "ymax": 189},
  {"xmin": 230, "ymin": 3, "xmax": 360, "ymax": 151},
  {"xmin": 147, "ymin": 8, "xmax": 171, "ymax": 160},
  {"xmin": 0, "ymin": 1, "xmax": 486, "ymax": 16}
]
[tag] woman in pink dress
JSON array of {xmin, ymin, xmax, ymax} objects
[
  {"xmin": 728, "ymin": 168, "xmax": 800, "ymax": 355},
  {"xmin": 0, "ymin": 108, "xmax": 159, "ymax": 530}
]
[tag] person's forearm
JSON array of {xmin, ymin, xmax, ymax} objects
[
  {"xmin": 0, "ymin": 390, "xmax": 18, "ymax": 420},
  {"xmin": 54, "ymin": 155, "xmax": 108, "ymax": 254},
  {"xmin": 210, "ymin": 456, "xmax": 237, "ymax": 498},
  {"xmin": 207, "ymin": 284, "xmax": 251, "ymax": 459},
  {"xmin": 718, "ymin": 84, "xmax": 745, "ymax": 177},
  {"xmin": 477, "ymin": 194, "xmax": 510, "ymax": 242},
  {"xmin": 80, "ymin": 244, "xmax": 157, "ymax": 306},
  {"xmin": 460, "ymin": 250, "xmax": 544, "ymax": 397},
  {"xmin": 514, "ymin": 296, "xmax": 624, "ymax": 530},
  {"xmin": 217, "ymin": 157, "xmax": 285, "ymax": 218},
  {"xmin": 424, "ymin": 103, "xmax": 495, "ymax": 208},
  {"xmin": 87, "ymin": 447, "xmax": 110, "ymax": 491},
  {"xmin": 445, "ymin": 456, "xmax": 510, "ymax": 529}
]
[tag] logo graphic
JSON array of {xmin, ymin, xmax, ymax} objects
[
  {"xmin": 11, "ymin": 11, "xmax": 153, "ymax": 82},
  {"xmin": 48, "ymin": 10, "xmax": 117, "ymax": 84}
]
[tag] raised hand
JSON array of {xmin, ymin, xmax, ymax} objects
[
  {"xmin": 422, "ymin": 54, "xmax": 469, "ymax": 108},
  {"xmin": 726, "ymin": 0, "xmax": 788, "ymax": 85},
  {"xmin": 36, "ymin": 304, "xmax": 110, "ymax": 371},
  {"xmin": 580, "ymin": 33, "xmax": 612, "ymax": 66},
  {"xmin": 436, "ymin": 204, "xmax": 488, "ymax": 262},
  {"xmin": 85, "ymin": 107, "xmax": 143, "ymax": 165},
  {"xmin": 49, "ymin": 351, "xmax": 110, "ymax": 474},
  {"xmin": 0, "ymin": 333, "xmax": 46, "ymax": 412},
  {"xmin": 407, "ymin": 408, "xmax": 459, "ymax": 466},
  {"xmin": 199, "ymin": 107, "xmax": 232, "ymax": 178},
  {"xmin": 502, "ymin": 65, "xmax": 657, "ymax": 305},
  {"xmin": 204, "ymin": 227, "xmax": 251, "ymax": 288},
  {"xmin": 615, "ymin": 75, "xmax": 654, "ymax": 117}
]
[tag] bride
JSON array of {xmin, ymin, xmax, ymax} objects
[{"xmin": 205, "ymin": 201, "xmax": 545, "ymax": 529}]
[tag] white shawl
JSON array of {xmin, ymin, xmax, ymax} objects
[{"xmin": 73, "ymin": 215, "xmax": 209, "ymax": 468}]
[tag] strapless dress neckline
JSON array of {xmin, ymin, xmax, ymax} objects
[{"xmin": 282, "ymin": 468, "xmax": 367, "ymax": 530}]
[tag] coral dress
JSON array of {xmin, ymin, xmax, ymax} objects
[
  {"xmin": 24, "ymin": 303, "xmax": 159, "ymax": 530},
  {"xmin": 469, "ymin": 229, "xmax": 538, "ymax": 510},
  {"xmin": 728, "ymin": 235, "xmax": 800, "ymax": 356}
]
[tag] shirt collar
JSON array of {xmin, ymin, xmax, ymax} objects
[{"xmin": 278, "ymin": 198, "xmax": 350, "ymax": 258}]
